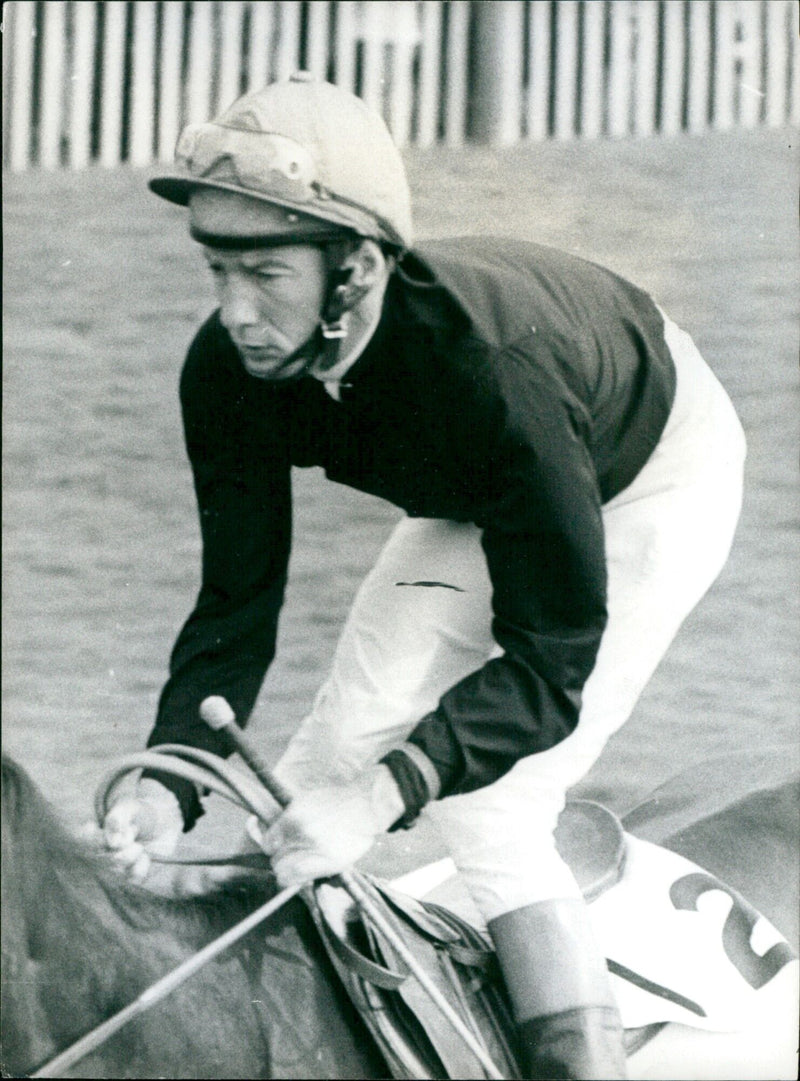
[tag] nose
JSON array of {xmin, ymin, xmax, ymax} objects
[{"xmin": 217, "ymin": 276, "xmax": 261, "ymax": 337}]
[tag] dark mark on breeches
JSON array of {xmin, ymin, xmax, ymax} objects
[{"xmin": 395, "ymin": 581, "xmax": 465, "ymax": 592}]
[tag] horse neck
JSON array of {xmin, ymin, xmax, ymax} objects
[{"xmin": 9, "ymin": 779, "xmax": 210, "ymax": 1011}]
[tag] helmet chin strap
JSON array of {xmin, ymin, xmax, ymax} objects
[{"xmin": 285, "ymin": 236, "xmax": 372, "ymax": 376}]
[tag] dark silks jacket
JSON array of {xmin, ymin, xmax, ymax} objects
[{"xmin": 148, "ymin": 237, "xmax": 676, "ymax": 825}]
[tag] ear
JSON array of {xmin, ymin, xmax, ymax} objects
[{"xmin": 341, "ymin": 239, "xmax": 388, "ymax": 290}]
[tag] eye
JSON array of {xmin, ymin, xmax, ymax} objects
[{"xmin": 253, "ymin": 265, "xmax": 289, "ymax": 280}]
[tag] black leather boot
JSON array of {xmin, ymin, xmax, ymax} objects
[{"xmin": 489, "ymin": 898, "xmax": 627, "ymax": 1080}]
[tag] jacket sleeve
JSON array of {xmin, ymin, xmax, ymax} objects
[
  {"xmin": 407, "ymin": 341, "xmax": 608, "ymax": 798},
  {"xmin": 145, "ymin": 317, "xmax": 292, "ymax": 825}
]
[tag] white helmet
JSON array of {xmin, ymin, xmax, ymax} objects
[{"xmin": 150, "ymin": 72, "xmax": 412, "ymax": 252}]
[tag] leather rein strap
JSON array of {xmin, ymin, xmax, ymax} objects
[{"xmin": 94, "ymin": 747, "xmax": 508, "ymax": 1080}]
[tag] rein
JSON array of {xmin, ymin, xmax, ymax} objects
[
  {"xmin": 33, "ymin": 717, "xmax": 507, "ymax": 1080},
  {"xmin": 200, "ymin": 699, "xmax": 506, "ymax": 1079},
  {"xmin": 31, "ymin": 747, "xmax": 300, "ymax": 1079}
]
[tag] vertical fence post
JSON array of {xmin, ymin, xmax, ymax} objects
[
  {"xmin": 686, "ymin": 0, "xmax": 711, "ymax": 132},
  {"xmin": 388, "ymin": 2, "xmax": 419, "ymax": 148},
  {"xmin": 334, "ymin": 0, "xmax": 357, "ymax": 92},
  {"xmin": 158, "ymin": 1, "xmax": 184, "ymax": 161},
  {"xmin": 39, "ymin": 0, "xmax": 67, "ymax": 168},
  {"xmin": 129, "ymin": 0, "xmax": 157, "ymax": 166},
  {"xmin": 608, "ymin": 0, "xmax": 633, "ymax": 137},
  {"xmin": 553, "ymin": 0, "xmax": 579, "ymax": 140},
  {"xmin": 3, "ymin": 0, "xmax": 799, "ymax": 172},
  {"xmin": 764, "ymin": 0, "xmax": 789, "ymax": 127},
  {"xmin": 217, "ymin": 1, "xmax": 245, "ymax": 113},
  {"xmin": 633, "ymin": 0, "xmax": 659, "ymax": 136},
  {"xmin": 417, "ymin": 0, "xmax": 443, "ymax": 148},
  {"xmin": 527, "ymin": 1, "xmax": 552, "ymax": 141},
  {"xmin": 714, "ymin": 1, "xmax": 735, "ymax": 130},
  {"xmin": 580, "ymin": 0, "xmax": 605, "ymax": 140},
  {"xmin": 788, "ymin": 0, "xmax": 800, "ymax": 126},
  {"xmin": 274, "ymin": 1, "xmax": 301, "ymax": 80},
  {"xmin": 68, "ymin": 0, "xmax": 97, "ymax": 168},
  {"xmin": 737, "ymin": 0, "xmax": 764, "ymax": 128},
  {"xmin": 6, "ymin": 0, "xmax": 36, "ymax": 171},
  {"xmin": 247, "ymin": 2, "xmax": 276, "ymax": 92},
  {"xmin": 305, "ymin": 0, "xmax": 331, "ymax": 79},
  {"xmin": 472, "ymin": 0, "xmax": 524, "ymax": 144},
  {"xmin": 389, "ymin": 41, "xmax": 414, "ymax": 147},
  {"xmin": 443, "ymin": 0, "xmax": 469, "ymax": 145},
  {"xmin": 1, "ymin": 0, "xmax": 15, "ymax": 163},
  {"xmin": 715, "ymin": 0, "xmax": 763, "ymax": 130},
  {"xmin": 1, "ymin": 1, "xmax": 9, "ymax": 155},
  {"xmin": 185, "ymin": 0, "xmax": 214, "ymax": 126},
  {"xmin": 359, "ymin": 1, "xmax": 385, "ymax": 116},
  {"xmin": 99, "ymin": 1, "xmax": 127, "ymax": 167},
  {"xmin": 660, "ymin": 0, "xmax": 685, "ymax": 135}
]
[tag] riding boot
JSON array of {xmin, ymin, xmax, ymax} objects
[{"xmin": 489, "ymin": 897, "xmax": 627, "ymax": 1080}]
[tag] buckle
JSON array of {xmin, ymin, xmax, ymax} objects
[{"xmin": 321, "ymin": 318, "xmax": 348, "ymax": 340}]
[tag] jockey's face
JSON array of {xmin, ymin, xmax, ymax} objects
[
  {"xmin": 202, "ymin": 244, "xmax": 328, "ymax": 381},
  {"xmin": 189, "ymin": 189, "xmax": 329, "ymax": 380}
]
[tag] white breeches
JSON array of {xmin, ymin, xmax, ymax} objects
[{"xmin": 276, "ymin": 314, "xmax": 746, "ymax": 922}]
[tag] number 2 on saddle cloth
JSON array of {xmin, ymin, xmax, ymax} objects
[{"xmin": 309, "ymin": 800, "xmax": 797, "ymax": 1081}]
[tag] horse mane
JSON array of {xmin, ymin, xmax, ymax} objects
[
  {"xmin": 3, "ymin": 755, "xmax": 389, "ymax": 1078},
  {"xmin": 2, "ymin": 754, "xmax": 271, "ymax": 954},
  {"xmin": 1, "ymin": 755, "xmax": 285, "ymax": 1075}
]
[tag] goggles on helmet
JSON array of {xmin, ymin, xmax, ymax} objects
[
  {"xmin": 176, "ymin": 124, "xmax": 318, "ymax": 206},
  {"xmin": 155, "ymin": 120, "xmax": 406, "ymax": 252}
]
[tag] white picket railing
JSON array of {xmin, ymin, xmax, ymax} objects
[
  {"xmin": 2, "ymin": 1, "xmax": 798, "ymax": 171},
  {"xmin": 476, "ymin": 0, "xmax": 800, "ymax": 143}
]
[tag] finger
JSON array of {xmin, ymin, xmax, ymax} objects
[
  {"xmin": 130, "ymin": 800, "xmax": 162, "ymax": 843},
  {"xmin": 129, "ymin": 848, "xmax": 152, "ymax": 882},
  {"xmin": 105, "ymin": 826, "xmax": 138, "ymax": 852},
  {"xmin": 105, "ymin": 827, "xmax": 138, "ymax": 852},
  {"xmin": 245, "ymin": 814, "xmax": 269, "ymax": 851},
  {"xmin": 256, "ymin": 820, "xmax": 283, "ymax": 857},
  {"xmin": 240, "ymin": 817, "xmax": 266, "ymax": 854},
  {"xmin": 109, "ymin": 839, "xmax": 145, "ymax": 870},
  {"xmin": 272, "ymin": 851, "xmax": 342, "ymax": 889},
  {"xmin": 103, "ymin": 800, "xmax": 140, "ymax": 849}
]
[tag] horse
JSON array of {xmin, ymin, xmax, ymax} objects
[
  {"xmin": 0, "ymin": 755, "xmax": 386, "ymax": 1079},
  {"xmin": 619, "ymin": 748, "xmax": 800, "ymax": 955},
  {"xmin": 2, "ymin": 752, "xmax": 798, "ymax": 1080}
]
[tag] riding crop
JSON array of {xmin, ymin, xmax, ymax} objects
[
  {"xmin": 200, "ymin": 695, "xmax": 507, "ymax": 1080},
  {"xmin": 29, "ymin": 882, "xmax": 303, "ymax": 1078},
  {"xmin": 37, "ymin": 703, "xmax": 506, "ymax": 1080}
]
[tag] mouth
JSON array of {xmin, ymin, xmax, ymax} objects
[
  {"xmin": 236, "ymin": 343, "xmax": 310, "ymax": 381},
  {"xmin": 236, "ymin": 338, "xmax": 279, "ymax": 355}
]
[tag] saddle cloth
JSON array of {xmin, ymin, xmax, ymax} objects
[{"xmin": 309, "ymin": 799, "xmax": 627, "ymax": 1080}]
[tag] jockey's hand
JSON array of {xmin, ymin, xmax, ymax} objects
[
  {"xmin": 253, "ymin": 765, "xmax": 405, "ymax": 888},
  {"xmin": 102, "ymin": 778, "xmax": 183, "ymax": 882}
]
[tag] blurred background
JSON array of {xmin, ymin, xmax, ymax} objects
[
  {"xmin": 2, "ymin": 1, "xmax": 798, "ymax": 861},
  {"xmin": 3, "ymin": 0, "xmax": 798, "ymax": 166}
]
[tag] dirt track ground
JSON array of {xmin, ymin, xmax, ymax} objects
[{"xmin": 3, "ymin": 129, "xmax": 798, "ymax": 874}]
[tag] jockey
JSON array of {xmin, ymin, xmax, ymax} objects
[{"xmin": 102, "ymin": 73, "xmax": 746, "ymax": 1080}]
